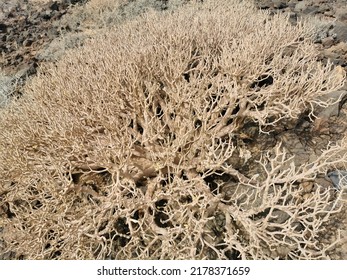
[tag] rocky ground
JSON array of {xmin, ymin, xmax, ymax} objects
[
  {"xmin": 0, "ymin": 0, "xmax": 88, "ymax": 106},
  {"xmin": 256, "ymin": 0, "xmax": 347, "ymax": 69},
  {"xmin": 1, "ymin": 0, "xmax": 347, "ymax": 259}
]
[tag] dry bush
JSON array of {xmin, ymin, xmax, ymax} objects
[
  {"xmin": 0, "ymin": 0, "xmax": 346, "ymax": 259},
  {"xmin": 44, "ymin": 0, "xmax": 188, "ymax": 62}
]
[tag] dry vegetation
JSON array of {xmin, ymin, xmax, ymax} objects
[{"xmin": 0, "ymin": 0, "xmax": 347, "ymax": 259}]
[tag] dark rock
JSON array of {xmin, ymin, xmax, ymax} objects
[
  {"xmin": 42, "ymin": 11, "xmax": 53, "ymax": 21},
  {"xmin": 272, "ymin": 1, "xmax": 287, "ymax": 9},
  {"xmin": 7, "ymin": 12, "xmax": 15, "ymax": 19},
  {"xmin": 302, "ymin": 6, "xmax": 319, "ymax": 15},
  {"xmin": 294, "ymin": 1, "xmax": 307, "ymax": 12},
  {"xmin": 336, "ymin": 7, "xmax": 347, "ymax": 22},
  {"xmin": 323, "ymin": 42, "xmax": 347, "ymax": 66},
  {"xmin": 0, "ymin": 22, "xmax": 7, "ymax": 32},
  {"xmin": 0, "ymin": 0, "xmax": 90, "ymax": 87},
  {"xmin": 314, "ymin": 23, "xmax": 333, "ymax": 43},
  {"xmin": 315, "ymin": 177, "xmax": 333, "ymax": 189},
  {"xmin": 69, "ymin": 0, "xmax": 88, "ymax": 5},
  {"xmin": 321, "ymin": 37, "xmax": 335, "ymax": 48},
  {"xmin": 287, "ymin": 0, "xmax": 297, "ymax": 9},
  {"xmin": 317, "ymin": 90, "xmax": 347, "ymax": 119},
  {"xmin": 327, "ymin": 171, "xmax": 347, "ymax": 190},
  {"xmin": 288, "ymin": 12, "xmax": 297, "ymax": 24},
  {"xmin": 332, "ymin": 22, "xmax": 347, "ymax": 42},
  {"xmin": 50, "ymin": 1, "xmax": 60, "ymax": 11},
  {"xmin": 255, "ymin": 0, "xmax": 273, "ymax": 9}
]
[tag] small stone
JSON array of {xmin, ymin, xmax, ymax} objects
[
  {"xmin": 288, "ymin": 13, "xmax": 297, "ymax": 24},
  {"xmin": 327, "ymin": 171, "xmax": 347, "ymax": 190},
  {"xmin": 300, "ymin": 181, "xmax": 314, "ymax": 193},
  {"xmin": 315, "ymin": 177, "xmax": 334, "ymax": 189},
  {"xmin": 50, "ymin": 1, "xmax": 60, "ymax": 11},
  {"xmin": 316, "ymin": 90, "xmax": 347, "ymax": 119},
  {"xmin": 0, "ymin": 23, "xmax": 7, "ymax": 33},
  {"xmin": 321, "ymin": 37, "xmax": 335, "ymax": 48}
]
